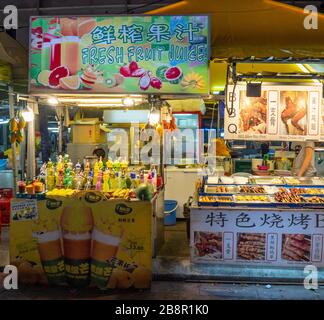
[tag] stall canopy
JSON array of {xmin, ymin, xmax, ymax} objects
[{"xmin": 148, "ymin": 0, "xmax": 324, "ymax": 59}]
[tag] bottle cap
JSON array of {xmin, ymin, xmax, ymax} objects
[{"xmin": 130, "ymin": 173, "xmax": 136, "ymax": 179}]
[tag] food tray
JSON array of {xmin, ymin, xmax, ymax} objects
[
  {"xmin": 311, "ymin": 177, "xmax": 324, "ymax": 186},
  {"xmin": 234, "ymin": 194, "xmax": 270, "ymax": 203},
  {"xmin": 204, "ymin": 185, "xmax": 238, "ymax": 194},
  {"xmin": 249, "ymin": 176, "xmax": 284, "ymax": 185}
]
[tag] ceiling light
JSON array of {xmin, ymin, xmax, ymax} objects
[
  {"xmin": 77, "ymin": 103, "xmax": 125, "ymax": 107},
  {"xmin": 122, "ymin": 97, "xmax": 135, "ymax": 107},
  {"xmin": 22, "ymin": 107, "xmax": 34, "ymax": 122},
  {"xmin": 148, "ymin": 107, "xmax": 160, "ymax": 125},
  {"xmin": 48, "ymin": 97, "xmax": 59, "ymax": 105},
  {"xmin": 59, "ymin": 97, "xmax": 143, "ymax": 104}
]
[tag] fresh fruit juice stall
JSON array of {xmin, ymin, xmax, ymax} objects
[{"xmin": 8, "ymin": 14, "xmax": 210, "ymax": 290}]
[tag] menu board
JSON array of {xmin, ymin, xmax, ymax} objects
[
  {"xmin": 29, "ymin": 16, "xmax": 209, "ymax": 94},
  {"xmin": 224, "ymin": 84, "xmax": 322, "ymax": 141},
  {"xmin": 191, "ymin": 208, "xmax": 324, "ymax": 267}
]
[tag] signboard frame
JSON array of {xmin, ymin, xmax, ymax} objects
[
  {"xmin": 224, "ymin": 83, "xmax": 322, "ymax": 141},
  {"xmin": 28, "ymin": 14, "xmax": 211, "ymax": 96}
]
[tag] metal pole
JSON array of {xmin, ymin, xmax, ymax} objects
[
  {"xmin": 56, "ymin": 106, "xmax": 63, "ymax": 154},
  {"xmin": 26, "ymin": 102, "xmax": 36, "ymax": 180},
  {"xmin": 8, "ymin": 85, "xmax": 17, "ymax": 192}
]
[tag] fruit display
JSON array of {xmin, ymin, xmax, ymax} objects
[
  {"xmin": 239, "ymin": 186, "xmax": 265, "ymax": 194},
  {"xmin": 235, "ymin": 195, "xmax": 269, "ymax": 202},
  {"xmin": 9, "ymin": 111, "xmax": 26, "ymax": 146},
  {"xmin": 17, "ymin": 155, "xmax": 159, "ymax": 202},
  {"xmin": 46, "ymin": 188, "xmax": 77, "ymax": 197}
]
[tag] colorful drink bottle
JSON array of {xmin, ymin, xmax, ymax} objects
[
  {"xmin": 50, "ymin": 38, "xmax": 62, "ymax": 70},
  {"xmin": 61, "ymin": 36, "xmax": 80, "ymax": 75},
  {"xmin": 41, "ymin": 42, "xmax": 50, "ymax": 71}
]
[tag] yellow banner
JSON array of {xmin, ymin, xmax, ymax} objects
[{"xmin": 10, "ymin": 192, "xmax": 152, "ymax": 290}]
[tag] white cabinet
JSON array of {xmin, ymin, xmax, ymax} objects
[{"xmin": 164, "ymin": 168, "xmax": 199, "ymax": 218}]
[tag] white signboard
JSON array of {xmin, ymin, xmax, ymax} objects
[
  {"xmin": 225, "ymin": 84, "xmax": 322, "ymax": 141},
  {"xmin": 11, "ymin": 199, "xmax": 38, "ymax": 221},
  {"xmin": 190, "ymin": 208, "xmax": 324, "ymax": 267}
]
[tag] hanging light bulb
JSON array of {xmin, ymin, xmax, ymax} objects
[
  {"xmin": 47, "ymin": 97, "xmax": 59, "ymax": 105},
  {"xmin": 22, "ymin": 107, "xmax": 34, "ymax": 122},
  {"xmin": 148, "ymin": 107, "xmax": 160, "ymax": 126}
]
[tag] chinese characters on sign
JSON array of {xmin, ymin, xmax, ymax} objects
[
  {"xmin": 30, "ymin": 16, "xmax": 209, "ymax": 94},
  {"xmin": 192, "ymin": 208, "xmax": 324, "ymax": 267},
  {"xmin": 225, "ymin": 84, "xmax": 322, "ymax": 141}
]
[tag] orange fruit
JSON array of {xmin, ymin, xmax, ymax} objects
[
  {"xmin": 78, "ymin": 18, "xmax": 97, "ymax": 37},
  {"xmin": 59, "ymin": 75, "xmax": 81, "ymax": 90}
]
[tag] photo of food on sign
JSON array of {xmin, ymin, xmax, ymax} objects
[
  {"xmin": 237, "ymin": 233, "xmax": 266, "ymax": 260},
  {"xmin": 29, "ymin": 16, "xmax": 209, "ymax": 94},
  {"xmin": 238, "ymin": 91, "xmax": 267, "ymax": 134},
  {"xmin": 194, "ymin": 231, "xmax": 223, "ymax": 260},
  {"xmin": 281, "ymin": 234, "xmax": 311, "ymax": 262},
  {"xmin": 280, "ymin": 91, "xmax": 308, "ymax": 135}
]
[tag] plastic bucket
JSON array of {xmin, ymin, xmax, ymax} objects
[{"xmin": 164, "ymin": 200, "xmax": 178, "ymax": 226}]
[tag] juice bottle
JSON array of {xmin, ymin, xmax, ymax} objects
[
  {"xmin": 93, "ymin": 161, "xmax": 99, "ymax": 186},
  {"xmin": 102, "ymin": 170, "xmax": 109, "ymax": 192},
  {"xmin": 41, "ymin": 42, "xmax": 50, "ymax": 71},
  {"xmin": 61, "ymin": 36, "xmax": 80, "ymax": 75},
  {"xmin": 95, "ymin": 170, "xmax": 103, "ymax": 191},
  {"xmin": 46, "ymin": 159, "xmax": 55, "ymax": 191},
  {"xmin": 50, "ymin": 38, "xmax": 62, "ymax": 70}
]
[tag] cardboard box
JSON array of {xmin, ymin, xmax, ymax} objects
[{"xmin": 71, "ymin": 124, "xmax": 106, "ymax": 144}]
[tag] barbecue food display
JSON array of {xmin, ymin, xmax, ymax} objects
[
  {"xmin": 194, "ymin": 231, "xmax": 222, "ymax": 259},
  {"xmin": 282, "ymin": 234, "xmax": 311, "ymax": 261},
  {"xmin": 281, "ymin": 95, "xmax": 307, "ymax": 134},
  {"xmin": 206, "ymin": 186, "xmax": 229, "ymax": 193},
  {"xmin": 235, "ymin": 195, "xmax": 268, "ymax": 202},
  {"xmin": 274, "ymin": 190, "xmax": 305, "ymax": 203},
  {"xmin": 284, "ymin": 177, "xmax": 301, "ymax": 185},
  {"xmin": 289, "ymin": 188, "xmax": 306, "ymax": 194},
  {"xmin": 304, "ymin": 188, "xmax": 324, "ymax": 195},
  {"xmin": 239, "ymin": 186, "xmax": 265, "ymax": 194},
  {"xmin": 237, "ymin": 233, "xmax": 265, "ymax": 260},
  {"xmin": 306, "ymin": 196, "xmax": 324, "ymax": 203}
]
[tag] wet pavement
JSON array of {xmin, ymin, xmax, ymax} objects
[{"xmin": 0, "ymin": 280, "xmax": 323, "ymax": 300}]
